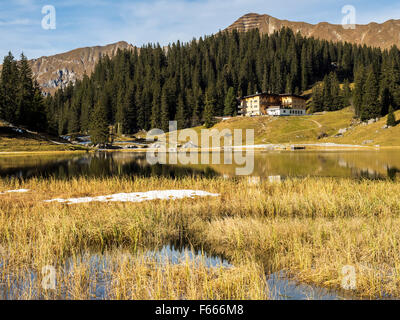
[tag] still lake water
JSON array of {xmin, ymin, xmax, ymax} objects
[{"xmin": 0, "ymin": 150, "xmax": 399, "ymax": 180}]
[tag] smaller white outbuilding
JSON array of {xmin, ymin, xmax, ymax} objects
[{"xmin": 267, "ymin": 107, "xmax": 306, "ymax": 116}]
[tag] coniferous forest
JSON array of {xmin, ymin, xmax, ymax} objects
[
  {"xmin": 1, "ymin": 28, "xmax": 400, "ymax": 138},
  {"xmin": 0, "ymin": 53, "xmax": 47, "ymax": 131}
]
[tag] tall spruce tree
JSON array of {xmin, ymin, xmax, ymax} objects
[
  {"xmin": 353, "ymin": 66, "xmax": 365, "ymax": 118},
  {"xmin": 224, "ymin": 87, "xmax": 237, "ymax": 116},
  {"xmin": 30, "ymin": 80, "xmax": 47, "ymax": 131},
  {"xmin": 0, "ymin": 52, "xmax": 19, "ymax": 124},
  {"xmin": 380, "ymin": 87, "xmax": 392, "ymax": 117},
  {"xmin": 204, "ymin": 92, "xmax": 215, "ymax": 128},
  {"xmin": 311, "ymin": 83, "xmax": 324, "ymax": 113},
  {"xmin": 361, "ymin": 66, "xmax": 380, "ymax": 121},
  {"xmin": 90, "ymin": 96, "xmax": 109, "ymax": 145},
  {"xmin": 16, "ymin": 53, "xmax": 34, "ymax": 126},
  {"xmin": 342, "ymin": 79, "xmax": 352, "ymax": 107},
  {"xmin": 387, "ymin": 105, "xmax": 396, "ymax": 127},
  {"xmin": 160, "ymin": 86, "xmax": 170, "ymax": 133},
  {"xmin": 175, "ymin": 94, "xmax": 189, "ymax": 130}
]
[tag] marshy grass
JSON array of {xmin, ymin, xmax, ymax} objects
[{"xmin": 0, "ymin": 176, "xmax": 399, "ymax": 299}]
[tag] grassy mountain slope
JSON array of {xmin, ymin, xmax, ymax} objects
[{"xmin": 170, "ymin": 108, "xmax": 399, "ymax": 147}]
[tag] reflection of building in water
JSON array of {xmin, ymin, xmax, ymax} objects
[
  {"xmin": 246, "ymin": 175, "xmax": 283, "ymax": 185},
  {"xmin": 387, "ymin": 166, "xmax": 400, "ymax": 181},
  {"xmin": 268, "ymin": 176, "xmax": 282, "ymax": 183},
  {"xmin": 248, "ymin": 176, "xmax": 261, "ymax": 185},
  {"xmin": 338, "ymin": 159, "xmax": 348, "ymax": 168}
]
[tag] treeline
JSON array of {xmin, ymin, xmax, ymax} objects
[
  {"xmin": 45, "ymin": 27, "xmax": 363, "ymax": 137},
  {"xmin": 313, "ymin": 46, "xmax": 400, "ymax": 121},
  {"xmin": 353, "ymin": 48, "xmax": 400, "ymax": 121},
  {"xmin": 0, "ymin": 53, "xmax": 46, "ymax": 130}
]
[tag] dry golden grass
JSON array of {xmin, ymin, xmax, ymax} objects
[{"xmin": 0, "ymin": 176, "xmax": 399, "ymax": 299}]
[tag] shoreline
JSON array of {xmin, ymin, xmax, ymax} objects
[
  {"xmin": 0, "ymin": 150, "xmax": 90, "ymax": 157},
  {"xmin": 1, "ymin": 143, "xmax": 400, "ymax": 155}
]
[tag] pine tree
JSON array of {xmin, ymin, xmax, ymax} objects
[
  {"xmin": 311, "ymin": 83, "xmax": 324, "ymax": 113},
  {"xmin": 361, "ymin": 66, "xmax": 380, "ymax": 121},
  {"xmin": 0, "ymin": 52, "xmax": 19, "ymax": 124},
  {"xmin": 380, "ymin": 87, "xmax": 392, "ymax": 117},
  {"xmin": 342, "ymin": 79, "xmax": 352, "ymax": 107},
  {"xmin": 330, "ymin": 72, "xmax": 343, "ymax": 110},
  {"xmin": 67, "ymin": 102, "xmax": 80, "ymax": 134},
  {"xmin": 387, "ymin": 105, "xmax": 396, "ymax": 127},
  {"xmin": 124, "ymin": 85, "xmax": 137, "ymax": 134},
  {"xmin": 30, "ymin": 80, "xmax": 47, "ymax": 131},
  {"xmin": 16, "ymin": 53, "xmax": 34, "ymax": 126},
  {"xmin": 204, "ymin": 92, "xmax": 215, "ymax": 128},
  {"xmin": 150, "ymin": 85, "xmax": 161, "ymax": 129},
  {"xmin": 116, "ymin": 88, "xmax": 127, "ymax": 134},
  {"xmin": 160, "ymin": 86, "xmax": 170, "ymax": 133},
  {"xmin": 90, "ymin": 96, "xmax": 109, "ymax": 145},
  {"xmin": 322, "ymin": 74, "xmax": 332, "ymax": 111},
  {"xmin": 175, "ymin": 94, "xmax": 189, "ymax": 130},
  {"xmin": 223, "ymin": 87, "xmax": 237, "ymax": 116},
  {"xmin": 301, "ymin": 44, "xmax": 310, "ymax": 91},
  {"xmin": 353, "ymin": 66, "xmax": 365, "ymax": 118}
]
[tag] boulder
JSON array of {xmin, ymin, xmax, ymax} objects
[
  {"xmin": 362, "ymin": 140, "xmax": 374, "ymax": 145},
  {"xmin": 181, "ymin": 141, "xmax": 199, "ymax": 149}
]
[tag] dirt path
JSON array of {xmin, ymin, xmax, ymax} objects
[{"xmin": 309, "ymin": 119, "xmax": 323, "ymax": 128}]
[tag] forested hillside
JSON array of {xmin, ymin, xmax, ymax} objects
[
  {"xmin": 1, "ymin": 28, "xmax": 400, "ymax": 141},
  {"xmin": 0, "ymin": 53, "xmax": 47, "ymax": 131}
]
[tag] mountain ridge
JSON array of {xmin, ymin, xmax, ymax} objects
[{"xmin": 226, "ymin": 13, "xmax": 400, "ymax": 50}]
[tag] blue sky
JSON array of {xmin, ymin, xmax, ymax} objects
[{"xmin": 1, "ymin": 0, "xmax": 400, "ymax": 59}]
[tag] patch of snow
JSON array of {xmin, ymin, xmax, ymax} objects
[
  {"xmin": 0, "ymin": 189, "xmax": 30, "ymax": 195},
  {"xmin": 44, "ymin": 190, "xmax": 220, "ymax": 205}
]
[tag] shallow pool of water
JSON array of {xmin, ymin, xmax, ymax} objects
[
  {"xmin": 267, "ymin": 271, "xmax": 354, "ymax": 300},
  {"xmin": 0, "ymin": 245, "xmax": 360, "ymax": 300},
  {"xmin": 0, "ymin": 245, "xmax": 233, "ymax": 300}
]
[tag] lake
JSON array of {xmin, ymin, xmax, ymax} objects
[{"xmin": 0, "ymin": 150, "xmax": 399, "ymax": 181}]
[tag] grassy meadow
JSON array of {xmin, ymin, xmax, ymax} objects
[
  {"xmin": 0, "ymin": 176, "xmax": 399, "ymax": 299},
  {"xmin": 0, "ymin": 120, "xmax": 88, "ymax": 153}
]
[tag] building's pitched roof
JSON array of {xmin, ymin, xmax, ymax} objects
[
  {"xmin": 240, "ymin": 92, "xmax": 307, "ymax": 100},
  {"xmin": 279, "ymin": 93, "xmax": 307, "ymax": 100},
  {"xmin": 239, "ymin": 92, "xmax": 278, "ymax": 99}
]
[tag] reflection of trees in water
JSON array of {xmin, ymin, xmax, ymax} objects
[
  {"xmin": 387, "ymin": 167, "xmax": 400, "ymax": 181},
  {"xmin": 1, "ymin": 152, "xmax": 399, "ymax": 182},
  {"xmin": 357, "ymin": 169, "xmax": 386, "ymax": 181},
  {"xmin": 0, "ymin": 153, "xmax": 218, "ymax": 180}
]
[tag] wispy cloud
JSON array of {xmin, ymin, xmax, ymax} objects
[{"xmin": 0, "ymin": 19, "xmax": 34, "ymax": 26}]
